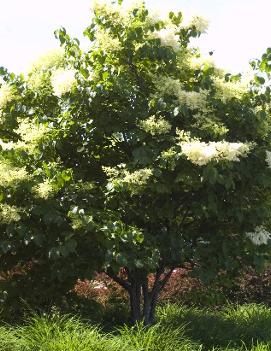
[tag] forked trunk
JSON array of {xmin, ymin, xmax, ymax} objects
[{"xmin": 107, "ymin": 267, "xmax": 174, "ymax": 326}]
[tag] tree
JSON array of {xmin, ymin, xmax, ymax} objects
[{"xmin": 0, "ymin": 0, "xmax": 271, "ymax": 325}]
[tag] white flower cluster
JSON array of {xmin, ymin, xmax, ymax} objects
[
  {"xmin": 123, "ymin": 168, "xmax": 153, "ymax": 186},
  {"xmin": 161, "ymin": 148, "xmax": 177, "ymax": 160},
  {"xmin": 103, "ymin": 165, "xmax": 153, "ymax": 193},
  {"xmin": 92, "ymin": 0, "xmax": 117, "ymax": 14},
  {"xmin": 188, "ymin": 55, "xmax": 215, "ymax": 71},
  {"xmin": 92, "ymin": 0, "xmax": 143, "ymax": 19},
  {"xmin": 33, "ymin": 180, "xmax": 55, "ymax": 199},
  {"xmin": 178, "ymin": 89, "xmax": 209, "ymax": 111},
  {"xmin": 153, "ymin": 27, "xmax": 179, "ymax": 51},
  {"xmin": 266, "ymin": 151, "xmax": 271, "ymax": 169},
  {"xmin": 16, "ymin": 118, "xmax": 48, "ymax": 144},
  {"xmin": 0, "ymin": 83, "xmax": 13, "ymax": 110},
  {"xmin": 0, "ymin": 139, "xmax": 14, "ymax": 151},
  {"xmin": 121, "ymin": 0, "xmax": 144, "ymax": 13},
  {"xmin": 139, "ymin": 116, "xmax": 171, "ymax": 135},
  {"xmin": 160, "ymin": 147, "xmax": 178, "ymax": 170},
  {"xmin": 189, "ymin": 15, "xmax": 209, "ymax": 33},
  {"xmin": 0, "ymin": 204, "xmax": 21, "ymax": 224},
  {"xmin": 51, "ymin": 69, "xmax": 76, "ymax": 97},
  {"xmin": 0, "ymin": 120, "xmax": 48, "ymax": 154},
  {"xmin": 155, "ymin": 76, "xmax": 210, "ymax": 111},
  {"xmin": 29, "ymin": 49, "xmax": 64, "ymax": 73},
  {"xmin": 147, "ymin": 8, "xmax": 168, "ymax": 25},
  {"xmin": 214, "ymin": 77, "xmax": 247, "ymax": 103},
  {"xmin": 246, "ymin": 226, "xmax": 271, "ymax": 246},
  {"xmin": 180, "ymin": 140, "xmax": 251, "ymax": 166},
  {"xmin": 0, "ymin": 162, "xmax": 29, "ymax": 187},
  {"xmin": 28, "ymin": 49, "xmax": 65, "ymax": 91},
  {"xmin": 95, "ymin": 30, "xmax": 122, "ymax": 52}
]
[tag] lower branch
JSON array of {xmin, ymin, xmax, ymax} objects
[{"xmin": 106, "ymin": 268, "xmax": 131, "ymax": 292}]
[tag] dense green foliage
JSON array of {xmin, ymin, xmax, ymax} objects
[
  {"xmin": 0, "ymin": 304, "xmax": 271, "ymax": 350},
  {"xmin": 1, "ymin": 0, "xmax": 271, "ymax": 322}
]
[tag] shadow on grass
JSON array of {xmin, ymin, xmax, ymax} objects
[{"xmin": 158, "ymin": 303, "xmax": 271, "ymax": 350}]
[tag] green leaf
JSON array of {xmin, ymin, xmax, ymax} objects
[
  {"xmin": 203, "ymin": 166, "xmax": 218, "ymax": 185},
  {"xmin": 80, "ymin": 68, "xmax": 89, "ymax": 79},
  {"xmin": 135, "ymin": 259, "xmax": 144, "ymax": 268},
  {"xmin": 102, "ymin": 71, "xmax": 109, "ymax": 80},
  {"xmin": 254, "ymin": 75, "xmax": 265, "ymax": 85}
]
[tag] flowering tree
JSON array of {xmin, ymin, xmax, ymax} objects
[{"xmin": 1, "ymin": 0, "xmax": 271, "ymax": 324}]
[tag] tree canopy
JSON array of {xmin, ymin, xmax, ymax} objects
[{"xmin": 0, "ymin": 0, "xmax": 271, "ymax": 324}]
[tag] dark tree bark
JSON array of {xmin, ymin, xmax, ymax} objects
[
  {"xmin": 106, "ymin": 266, "xmax": 174, "ymax": 326},
  {"xmin": 129, "ymin": 276, "xmax": 142, "ymax": 324}
]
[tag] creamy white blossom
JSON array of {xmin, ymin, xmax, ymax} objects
[
  {"xmin": 160, "ymin": 148, "xmax": 178, "ymax": 170},
  {"xmin": 0, "ymin": 162, "xmax": 29, "ymax": 187},
  {"xmin": 0, "ymin": 83, "xmax": 13, "ymax": 110},
  {"xmin": 246, "ymin": 226, "xmax": 271, "ymax": 246},
  {"xmin": 51, "ymin": 69, "xmax": 76, "ymax": 97},
  {"xmin": 178, "ymin": 89, "xmax": 209, "ymax": 111},
  {"xmin": 0, "ymin": 120, "xmax": 48, "ymax": 153},
  {"xmin": 139, "ymin": 116, "xmax": 171, "ymax": 135},
  {"xmin": 216, "ymin": 142, "xmax": 251, "ymax": 161},
  {"xmin": 0, "ymin": 204, "xmax": 21, "ymax": 224},
  {"xmin": 153, "ymin": 27, "xmax": 179, "ymax": 51},
  {"xmin": 95, "ymin": 30, "xmax": 122, "ymax": 52},
  {"xmin": 29, "ymin": 49, "xmax": 64, "ymax": 73},
  {"xmin": 189, "ymin": 15, "xmax": 209, "ymax": 33},
  {"xmin": 188, "ymin": 55, "xmax": 215, "ymax": 71},
  {"xmin": 92, "ymin": 0, "xmax": 143, "ymax": 19},
  {"xmin": 179, "ymin": 140, "xmax": 252, "ymax": 166},
  {"xmin": 123, "ymin": 168, "xmax": 153, "ymax": 186},
  {"xmin": 16, "ymin": 118, "xmax": 48, "ymax": 144},
  {"xmin": 147, "ymin": 8, "xmax": 169, "ymax": 25},
  {"xmin": 121, "ymin": 0, "xmax": 144, "ymax": 13},
  {"xmin": 33, "ymin": 180, "xmax": 55, "ymax": 199},
  {"xmin": 92, "ymin": 0, "xmax": 117, "ymax": 13},
  {"xmin": 103, "ymin": 165, "xmax": 153, "ymax": 193},
  {"xmin": 28, "ymin": 49, "xmax": 65, "ymax": 90},
  {"xmin": 104, "ymin": 166, "xmax": 153, "ymax": 186},
  {"xmin": 155, "ymin": 77, "xmax": 210, "ymax": 111},
  {"xmin": 214, "ymin": 77, "xmax": 247, "ymax": 102},
  {"xmin": 0, "ymin": 139, "xmax": 14, "ymax": 150}
]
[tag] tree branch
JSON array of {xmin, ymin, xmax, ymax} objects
[
  {"xmin": 151, "ymin": 266, "xmax": 174, "ymax": 297},
  {"xmin": 106, "ymin": 268, "xmax": 131, "ymax": 292},
  {"xmin": 160, "ymin": 268, "xmax": 174, "ymax": 290},
  {"xmin": 151, "ymin": 266, "xmax": 164, "ymax": 295}
]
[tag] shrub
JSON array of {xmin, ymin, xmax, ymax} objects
[
  {"xmin": 74, "ymin": 268, "xmax": 225, "ymax": 309},
  {"xmin": 227, "ymin": 267, "xmax": 271, "ymax": 305}
]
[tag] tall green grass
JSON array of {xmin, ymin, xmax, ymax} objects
[
  {"xmin": 158, "ymin": 303, "xmax": 271, "ymax": 350},
  {"xmin": 0, "ymin": 303, "xmax": 271, "ymax": 350},
  {"xmin": 0, "ymin": 326, "xmax": 22, "ymax": 351},
  {"xmin": 17, "ymin": 314, "xmax": 124, "ymax": 351}
]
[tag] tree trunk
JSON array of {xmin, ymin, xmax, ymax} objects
[
  {"xmin": 148, "ymin": 290, "xmax": 159, "ymax": 325},
  {"xmin": 129, "ymin": 278, "xmax": 141, "ymax": 324},
  {"xmin": 142, "ymin": 277, "xmax": 152, "ymax": 325},
  {"xmin": 107, "ymin": 267, "xmax": 174, "ymax": 326},
  {"xmin": 142, "ymin": 276, "xmax": 158, "ymax": 325}
]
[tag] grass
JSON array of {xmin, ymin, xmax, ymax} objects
[
  {"xmin": 1, "ymin": 303, "xmax": 271, "ymax": 350},
  {"xmin": 158, "ymin": 303, "xmax": 271, "ymax": 350}
]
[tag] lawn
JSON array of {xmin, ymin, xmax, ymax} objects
[{"xmin": 1, "ymin": 303, "xmax": 271, "ymax": 350}]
